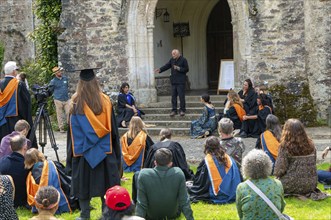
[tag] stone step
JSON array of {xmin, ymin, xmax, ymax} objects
[
  {"xmin": 142, "ymin": 113, "xmax": 201, "ymax": 121},
  {"xmin": 119, "ymin": 127, "xmax": 190, "ymax": 136},
  {"xmin": 141, "ymin": 107, "xmax": 223, "ymax": 114},
  {"xmin": 143, "ymin": 120, "xmax": 191, "ymax": 128},
  {"xmin": 157, "ymin": 95, "xmax": 227, "ymax": 102},
  {"xmin": 148, "ymin": 101, "xmax": 226, "ymax": 108}
]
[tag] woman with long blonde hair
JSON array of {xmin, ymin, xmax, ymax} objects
[
  {"xmin": 121, "ymin": 116, "xmax": 154, "ymax": 172},
  {"xmin": 224, "ymin": 90, "xmax": 246, "ymax": 130},
  {"xmin": 274, "ymin": 119, "xmax": 327, "ymax": 200},
  {"xmin": 67, "ymin": 69, "xmax": 121, "ymax": 219}
]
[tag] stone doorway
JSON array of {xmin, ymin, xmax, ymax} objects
[{"xmin": 127, "ymin": 0, "xmax": 249, "ymax": 105}]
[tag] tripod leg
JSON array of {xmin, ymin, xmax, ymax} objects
[
  {"xmin": 29, "ymin": 104, "xmax": 45, "ymax": 148},
  {"xmin": 44, "ymin": 111, "xmax": 60, "ymax": 162}
]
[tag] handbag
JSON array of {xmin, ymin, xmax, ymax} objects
[{"xmin": 246, "ymin": 180, "xmax": 294, "ymax": 220}]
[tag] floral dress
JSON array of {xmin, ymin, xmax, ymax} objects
[
  {"xmin": 0, "ymin": 175, "xmax": 18, "ymax": 220},
  {"xmin": 190, "ymin": 105, "xmax": 217, "ymax": 138}
]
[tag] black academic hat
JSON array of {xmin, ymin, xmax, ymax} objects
[{"xmin": 80, "ymin": 69, "xmax": 95, "ymax": 81}]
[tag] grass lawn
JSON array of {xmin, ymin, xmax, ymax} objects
[{"xmin": 17, "ymin": 163, "xmax": 331, "ymax": 220}]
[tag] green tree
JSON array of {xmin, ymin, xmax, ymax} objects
[{"xmin": 28, "ymin": 0, "xmax": 62, "ymax": 83}]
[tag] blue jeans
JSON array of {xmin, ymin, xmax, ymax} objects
[{"xmin": 317, "ymin": 170, "xmax": 331, "ymax": 185}]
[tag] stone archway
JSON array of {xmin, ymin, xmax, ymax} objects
[{"xmin": 126, "ymin": 0, "xmax": 251, "ymax": 105}]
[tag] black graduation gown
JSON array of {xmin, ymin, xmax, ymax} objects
[
  {"xmin": 242, "ymin": 106, "xmax": 272, "ymax": 138},
  {"xmin": 238, "ymin": 88, "xmax": 257, "ymax": 115},
  {"xmin": 0, "ymin": 77, "xmax": 37, "ymax": 147},
  {"xmin": 116, "ymin": 93, "xmax": 137, "ymax": 127},
  {"xmin": 143, "ymin": 140, "xmax": 194, "ymax": 180},
  {"xmin": 225, "ymin": 106, "xmax": 242, "ymax": 130},
  {"xmin": 66, "ymin": 107, "xmax": 121, "ymax": 200},
  {"xmin": 187, "ymin": 160, "xmax": 211, "ymax": 203}
]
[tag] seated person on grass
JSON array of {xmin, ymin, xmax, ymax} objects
[
  {"xmin": 25, "ymin": 149, "xmax": 71, "ymax": 214},
  {"xmin": 101, "ymin": 185, "xmax": 144, "ymax": 220},
  {"xmin": 144, "ymin": 128, "xmax": 194, "ymax": 180},
  {"xmin": 187, "ymin": 136, "xmax": 241, "ymax": 204},
  {"xmin": 236, "ymin": 149, "xmax": 286, "ymax": 220},
  {"xmin": 135, "ymin": 148, "xmax": 194, "ymax": 220},
  {"xmin": 317, "ymin": 146, "xmax": 331, "ymax": 188},
  {"xmin": 30, "ymin": 186, "xmax": 61, "ymax": 220},
  {"xmin": 121, "ymin": 116, "xmax": 154, "ymax": 172},
  {"xmin": 0, "ymin": 119, "xmax": 31, "ymax": 159},
  {"xmin": 0, "ymin": 134, "xmax": 29, "ymax": 208},
  {"xmin": 218, "ymin": 118, "xmax": 246, "ymax": 170},
  {"xmin": 260, "ymin": 114, "xmax": 282, "ymax": 172}
]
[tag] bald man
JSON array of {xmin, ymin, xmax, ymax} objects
[{"xmin": 155, "ymin": 49, "xmax": 189, "ymax": 117}]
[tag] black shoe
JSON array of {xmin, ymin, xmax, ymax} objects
[
  {"xmin": 239, "ymin": 131, "xmax": 248, "ymax": 138},
  {"xmin": 170, "ymin": 111, "xmax": 177, "ymax": 117},
  {"xmin": 180, "ymin": 111, "xmax": 185, "ymax": 116}
]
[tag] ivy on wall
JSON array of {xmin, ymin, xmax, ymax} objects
[
  {"xmin": 269, "ymin": 79, "xmax": 318, "ymax": 126},
  {"xmin": 28, "ymin": 0, "xmax": 62, "ymax": 83},
  {"xmin": 0, "ymin": 41, "xmax": 4, "ymax": 72}
]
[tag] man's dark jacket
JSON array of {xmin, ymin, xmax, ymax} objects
[
  {"xmin": 160, "ymin": 56, "xmax": 189, "ymax": 84},
  {"xmin": 0, "ymin": 152, "xmax": 29, "ymax": 207}
]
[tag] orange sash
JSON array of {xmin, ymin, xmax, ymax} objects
[
  {"xmin": 26, "ymin": 161, "xmax": 49, "ymax": 206},
  {"xmin": 0, "ymin": 79, "xmax": 19, "ymax": 116},
  {"xmin": 233, "ymin": 103, "xmax": 246, "ymax": 121},
  {"xmin": 84, "ymin": 93, "xmax": 112, "ymax": 138},
  {"xmin": 121, "ymin": 131, "xmax": 147, "ymax": 166},
  {"xmin": 205, "ymin": 153, "xmax": 232, "ymax": 195},
  {"xmin": 261, "ymin": 130, "xmax": 280, "ymax": 160}
]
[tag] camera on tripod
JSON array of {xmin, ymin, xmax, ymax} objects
[
  {"xmin": 32, "ymin": 85, "xmax": 53, "ymax": 103},
  {"xmin": 29, "ymin": 84, "xmax": 59, "ymax": 162}
]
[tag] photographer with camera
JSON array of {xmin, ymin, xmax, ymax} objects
[
  {"xmin": 48, "ymin": 66, "xmax": 69, "ymax": 133},
  {"xmin": 0, "ymin": 61, "xmax": 37, "ymax": 148}
]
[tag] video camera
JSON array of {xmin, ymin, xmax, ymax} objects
[{"xmin": 32, "ymin": 84, "xmax": 53, "ymax": 103}]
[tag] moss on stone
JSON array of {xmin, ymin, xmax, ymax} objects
[{"xmin": 269, "ymin": 82, "xmax": 317, "ymax": 126}]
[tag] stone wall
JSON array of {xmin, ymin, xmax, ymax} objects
[
  {"xmin": 0, "ymin": 0, "xmax": 34, "ymax": 68},
  {"xmin": 58, "ymin": 0, "xmax": 129, "ymax": 98},
  {"xmin": 304, "ymin": 0, "xmax": 331, "ymax": 118}
]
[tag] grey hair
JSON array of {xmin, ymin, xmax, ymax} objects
[
  {"xmin": 218, "ymin": 118, "xmax": 234, "ymax": 135},
  {"xmin": 242, "ymin": 149, "xmax": 272, "ymax": 179}
]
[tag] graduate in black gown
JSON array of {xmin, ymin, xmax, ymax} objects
[
  {"xmin": 240, "ymin": 94, "xmax": 273, "ymax": 138},
  {"xmin": 66, "ymin": 69, "xmax": 121, "ymax": 219},
  {"xmin": 0, "ymin": 61, "xmax": 36, "ymax": 148},
  {"xmin": 117, "ymin": 82, "xmax": 144, "ymax": 128},
  {"xmin": 238, "ymin": 79, "xmax": 257, "ymax": 115},
  {"xmin": 143, "ymin": 128, "xmax": 194, "ymax": 180}
]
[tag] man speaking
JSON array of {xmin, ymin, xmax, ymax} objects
[{"xmin": 155, "ymin": 49, "xmax": 189, "ymax": 117}]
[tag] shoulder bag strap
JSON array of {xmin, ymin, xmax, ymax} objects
[{"xmin": 246, "ymin": 180, "xmax": 283, "ymax": 219}]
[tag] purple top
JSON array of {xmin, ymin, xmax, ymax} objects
[{"xmin": 0, "ymin": 131, "xmax": 31, "ymax": 159}]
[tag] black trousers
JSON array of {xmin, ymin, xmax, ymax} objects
[{"xmin": 171, "ymin": 84, "xmax": 186, "ymax": 113}]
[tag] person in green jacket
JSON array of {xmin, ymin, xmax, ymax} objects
[{"xmin": 135, "ymin": 148, "xmax": 194, "ymax": 220}]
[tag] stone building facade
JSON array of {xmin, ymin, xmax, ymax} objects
[{"xmin": 1, "ymin": 0, "xmax": 330, "ymax": 118}]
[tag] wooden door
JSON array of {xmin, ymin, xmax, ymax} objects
[{"xmin": 207, "ymin": 0, "xmax": 233, "ymax": 90}]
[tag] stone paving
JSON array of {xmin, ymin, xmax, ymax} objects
[{"xmin": 41, "ymin": 127, "xmax": 331, "ymax": 165}]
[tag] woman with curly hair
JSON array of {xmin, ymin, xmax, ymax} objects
[
  {"xmin": 274, "ymin": 119, "xmax": 327, "ymax": 200},
  {"xmin": 121, "ymin": 116, "xmax": 154, "ymax": 172},
  {"xmin": 187, "ymin": 136, "xmax": 241, "ymax": 204},
  {"xmin": 236, "ymin": 149, "xmax": 286, "ymax": 220}
]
